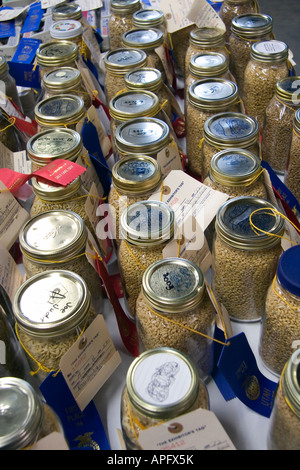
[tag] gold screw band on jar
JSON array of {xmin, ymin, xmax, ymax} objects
[
  {"xmin": 125, "ymin": 67, "xmax": 163, "ymax": 93},
  {"xmin": 188, "ymin": 52, "xmax": 230, "ymax": 80},
  {"xmin": 132, "ymin": 8, "xmax": 165, "ymax": 29},
  {"xmin": 104, "ymin": 48, "xmax": 148, "ymax": 77},
  {"xmin": 36, "ymin": 40, "xmax": 79, "ymax": 69},
  {"xmin": 31, "ymin": 176, "xmax": 83, "ymax": 202},
  {"xmin": 250, "ymin": 39, "xmax": 289, "ymax": 63},
  {"xmin": 110, "ymin": 0, "xmax": 141, "ymax": 15},
  {"xmin": 52, "ymin": 2, "xmax": 82, "ymax": 21},
  {"xmin": 285, "ymin": 109, "xmax": 300, "ymax": 201},
  {"xmin": 231, "ymin": 13, "xmax": 273, "ymax": 39},
  {"xmin": 34, "ymin": 94, "xmax": 85, "ymax": 130},
  {"xmin": 109, "ymin": 90, "xmax": 161, "ymax": 122},
  {"xmin": 187, "ymin": 78, "xmax": 239, "ymax": 112},
  {"xmin": 122, "ymin": 28, "xmax": 164, "ymax": 51}
]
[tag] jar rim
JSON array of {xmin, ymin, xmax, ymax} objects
[
  {"xmin": 50, "ymin": 20, "xmax": 83, "ymax": 40},
  {"xmin": 42, "ymin": 67, "xmax": 82, "ymax": 92},
  {"xmin": 112, "ymin": 155, "xmax": 162, "ymax": 194},
  {"xmin": 189, "ymin": 27, "xmax": 225, "ymax": 48},
  {"xmin": 204, "ymin": 111, "xmax": 259, "ymax": 147},
  {"xmin": 36, "ymin": 41, "xmax": 79, "ymax": 67},
  {"xmin": 189, "ymin": 52, "xmax": 229, "ymax": 78},
  {"xmin": 122, "ymin": 28, "xmax": 164, "ymax": 50},
  {"xmin": 34, "ymin": 94, "xmax": 85, "ymax": 126},
  {"xmin": 231, "ymin": 13, "xmax": 273, "ymax": 38},
  {"xmin": 132, "ymin": 8, "xmax": 165, "ymax": 28},
  {"xmin": 32, "ymin": 176, "xmax": 82, "ymax": 201},
  {"xmin": 104, "ymin": 48, "xmax": 148, "ymax": 74},
  {"xmin": 188, "ymin": 78, "xmax": 239, "ymax": 110},
  {"xmin": 110, "ymin": 0, "xmax": 141, "ymax": 15},
  {"xmin": 52, "ymin": 2, "xmax": 82, "ymax": 21},
  {"xmin": 125, "ymin": 67, "xmax": 162, "ymax": 92},
  {"xmin": 276, "ymin": 76, "xmax": 300, "ymax": 103},
  {"xmin": 250, "ymin": 40, "xmax": 289, "ymax": 63},
  {"xmin": 109, "ymin": 90, "xmax": 161, "ymax": 121}
]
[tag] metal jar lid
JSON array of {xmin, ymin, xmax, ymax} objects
[
  {"xmin": 281, "ymin": 348, "xmax": 300, "ymax": 418},
  {"xmin": 36, "ymin": 41, "xmax": 79, "ymax": 68},
  {"xmin": 294, "ymin": 109, "xmax": 300, "ymax": 134},
  {"xmin": 109, "ymin": 90, "xmax": 161, "ymax": 121},
  {"xmin": 125, "ymin": 67, "xmax": 162, "ymax": 92},
  {"xmin": 132, "ymin": 8, "xmax": 165, "ymax": 28},
  {"xmin": 276, "ymin": 245, "xmax": 300, "ymax": 298},
  {"xmin": 215, "ymin": 196, "xmax": 285, "ymax": 250},
  {"xmin": 110, "ymin": 0, "xmax": 141, "ymax": 15},
  {"xmin": 126, "ymin": 347, "xmax": 200, "ymax": 419},
  {"xmin": 50, "ymin": 20, "xmax": 83, "ymax": 40},
  {"xmin": 120, "ymin": 200, "xmax": 175, "ymax": 247},
  {"xmin": 209, "ymin": 148, "xmax": 262, "ymax": 187},
  {"xmin": 42, "ymin": 67, "xmax": 82, "ymax": 93},
  {"xmin": 19, "ymin": 210, "xmax": 87, "ymax": 262},
  {"xmin": 115, "ymin": 117, "xmax": 170, "ymax": 155},
  {"xmin": 203, "ymin": 112, "xmax": 259, "ymax": 148},
  {"xmin": 189, "ymin": 27, "xmax": 226, "ymax": 48},
  {"xmin": 13, "ymin": 270, "xmax": 91, "ymax": 337},
  {"xmin": 0, "ymin": 377, "xmax": 43, "ymax": 450},
  {"xmin": 189, "ymin": 52, "xmax": 229, "ymax": 79},
  {"xmin": 250, "ymin": 40, "xmax": 289, "ymax": 63},
  {"xmin": 188, "ymin": 78, "xmax": 239, "ymax": 111},
  {"xmin": 26, "ymin": 128, "xmax": 82, "ymax": 165},
  {"xmin": 275, "ymin": 76, "xmax": 300, "ymax": 104},
  {"xmin": 104, "ymin": 49, "xmax": 148, "ymax": 75},
  {"xmin": 141, "ymin": 258, "xmax": 206, "ymax": 313},
  {"xmin": 122, "ymin": 28, "xmax": 164, "ymax": 51},
  {"xmin": 32, "ymin": 176, "xmax": 82, "ymax": 201},
  {"xmin": 34, "ymin": 94, "xmax": 85, "ymax": 127},
  {"xmin": 231, "ymin": 13, "xmax": 273, "ymax": 38},
  {"xmin": 52, "ymin": 2, "xmax": 82, "ymax": 21},
  {"xmin": 112, "ymin": 155, "xmax": 162, "ymax": 195}
]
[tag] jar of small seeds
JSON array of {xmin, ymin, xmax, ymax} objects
[
  {"xmin": 108, "ymin": 155, "xmax": 163, "ymax": 246},
  {"xmin": 228, "ymin": 13, "xmax": 273, "ymax": 96},
  {"xmin": 13, "ymin": 270, "xmax": 97, "ymax": 382},
  {"xmin": 212, "ymin": 196, "xmax": 284, "ymax": 322},
  {"xmin": 108, "ymin": 0, "xmax": 141, "ymax": 51},
  {"xmin": 284, "ymin": 108, "xmax": 300, "ymax": 202},
  {"xmin": 267, "ymin": 348, "xmax": 300, "ymax": 450},
  {"xmin": 34, "ymin": 94, "xmax": 86, "ymax": 131},
  {"xmin": 118, "ymin": 200, "xmax": 175, "ymax": 318},
  {"xmin": 243, "ymin": 40, "xmax": 290, "ymax": 129},
  {"xmin": 35, "ymin": 41, "xmax": 79, "ymax": 80},
  {"xmin": 185, "ymin": 79, "xmax": 240, "ymax": 178},
  {"xmin": 136, "ymin": 258, "xmax": 216, "ymax": 382},
  {"xmin": 259, "ymin": 245, "xmax": 300, "ymax": 377},
  {"xmin": 202, "ymin": 111, "xmax": 259, "ymax": 180},
  {"xmin": 185, "ymin": 52, "xmax": 232, "ymax": 91},
  {"xmin": 103, "ymin": 48, "xmax": 148, "ymax": 104},
  {"xmin": 121, "ymin": 347, "xmax": 209, "ymax": 450},
  {"xmin": 219, "ymin": 0, "xmax": 259, "ymax": 43}
]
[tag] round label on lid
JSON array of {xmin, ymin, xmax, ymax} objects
[
  {"xmin": 44, "ymin": 67, "xmax": 79, "ymax": 84},
  {"xmin": 216, "ymin": 152, "xmax": 257, "ymax": 175},
  {"xmin": 113, "ymin": 92, "xmax": 156, "ymax": 114},
  {"xmin": 193, "ymin": 80, "xmax": 235, "ymax": 101},
  {"xmin": 205, "ymin": 113, "xmax": 257, "ymax": 141},
  {"xmin": 255, "ymin": 40, "xmax": 287, "ymax": 54},
  {"xmin": 30, "ymin": 129, "xmax": 80, "ymax": 156},
  {"xmin": 128, "ymin": 68, "xmax": 160, "ymax": 84},
  {"xmin": 106, "ymin": 49, "xmax": 146, "ymax": 66},
  {"xmin": 117, "ymin": 158, "xmax": 156, "ymax": 182},
  {"xmin": 118, "ymin": 118, "xmax": 168, "ymax": 145}
]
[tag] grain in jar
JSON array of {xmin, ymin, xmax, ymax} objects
[
  {"xmin": 169, "ymin": 24, "xmax": 195, "ymax": 77},
  {"xmin": 202, "ymin": 111, "xmax": 259, "ymax": 180},
  {"xmin": 35, "ymin": 41, "xmax": 79, "ymax": 80},
  {"xmin": 12, "ymin": 270, "xmax": 97, "ymax": 382},
  {"xmin": 212, "ymin": 196, "xmax": 284, "ymax": 322},
  {"xmin": 243, "ymin": 40, "xmax": 290, "ymax": 129},
  {"xmin": 34, "ymin": 94, "xmax": 86, "ymax": 131},
  {"xmin": 108, "ymin": 0, "xmax": 141, "ymax": 51},
  {"xmin": 19, "ymin": 210, "xmax": 103, "ymax": 313},
  {"xmin": 108, "ymin": 155, "xmax": 162, "ymax": 246},
  {"xmin": 185, "ymin": 52, "xmax": 232, "ymax": 91},
  {"xmin": 284, "ymin": 108, "xmax": 300, "ymax": 201},
  {"xmin": 0, "ymin": 56, "xmax": 23, "ymax": 112},
  {"xmin": 52, "ymin": 2, "xmax": 82, "ymax": 22},
  {"xmin": 228, "ymin": 13, "xmax": 273, "ymax": 97},
  {"xmin": 219, "ymin": 0, "xmax": 259, "ymax": 43},
  {"xmin": 267, "ymin": 348, "xmax": 300, "ymax": 450},
  {"xmin": 185, "ymin": 78, "xmax": 240, "ymax": 178},
  {"xmin": 121, "ymin": 347, "xmax": 209, "ymax": 450},
  {"xmin": 0, "ymin": 377, "xmax": 66, "ymax": 449},
  {"xmin": 118, "ymin": 200, "xmax": 175, "ymax": 318},
  {"xmin": 136, "ymin": 258, "xmax": 216, "ymax": 382},
  {"xmin": 259, "ymin": 245, "xmax": 300, "ymax": 377},
  {"xmin": 103, "ymin": 48, "xmax": 148, "ymax": 104}
]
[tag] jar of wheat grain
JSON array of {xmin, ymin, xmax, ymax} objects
[
  {"xmin": 284, "ymin": 108, "xmax": 300, "ymax": 202},
  {"xmin": 35, "ymin": 41, "xmax": 79, "ymax": 81},
  {"xmin": 108, "ymin": 0, "xmax": 141, "ymax": 51},
  {"xmin": 219, "ymin": 0, "xmax": 260, "ymax": 44}
]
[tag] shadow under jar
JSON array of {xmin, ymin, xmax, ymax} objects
[
  {"xmin": 108, "ymin": 0, "xmax": 142, "ymax": 51},
  {"xmin": 135, "ymin": 257, "xmax": 216, "ymax": 382},
  {"xmin": 219, "ymin": 0, "xmax": 260, "ymax": 44},
  {"xmin": 212, "ymin": 196, "xmax": 284, "ymax": 322},
  {"xmin": 284, "ymin": 108, "xmax": 300, "ymax": 202},
  {"xmin": 34, "ymin": 94, "xmax": 86, "ymax": 131},
  {"xmin": 35, "ymin": 40, "xmax": 79, "ymax": 81},
  {"xmin": 121, "ymin": 347, "xmax": 209, "ymax": 450}
]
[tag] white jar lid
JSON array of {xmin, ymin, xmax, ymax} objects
[{"xmin": 50, "ymin": 20, "xmax": 83, "ymax": 40}]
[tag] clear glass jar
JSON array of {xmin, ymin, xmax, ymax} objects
[
  {"xmin": 118, "ymin": 200, "xmax": 175, "ymax": 319},
  {"xmin": 132, "ymin": 8, "xmax": 167, "ymax": 41},
  {"xmin": 212, "ymin": 196, "xmax": 284, "ymax": 322},
  {"xmin": 0, "ymin": 56, "xmax": 23, "ymax": 112},
  {"xmin": 185, "ymin": 52, "xmax": 232, "ymax": 91},
  {"xmin": 121, "ymin": 347, "xmax": 209, "ymax": 450},
  {"xmin": 203, "ymin": 148, "xmax": 267, "ymax": 198},
  {"xmin": 104, "ymin": 48, "xmax": 148, "ymax": 104},
  {"xmin": 108, "ymin": 155, "xmax": 162, "ymax": 246},
  {"xmin": 229, "ymin": 13, "xmax": 273, "ymax": 97},
  {"xmin": 267, "ymin": 348, "xmax": 300, "ymax": 450},
  {"xmin": 19, "ymin": 210, "xmax": 103, "ymax": 314},
  {"xmin": 52, "ymin": 2, "xmax": 82, "ymax": 22},
  {"xmin": 284, "ymin": 108, "xmax": 300, "ymax": 201},
  {"xmin": 36, "ymin": 41, "xmax": 79, "ymax": 81},
  {"xmin": 34, "ymin": 94, "xmax": 86, "ymax": 131},
  {"xmin": 108, "ymin": 0, "xmax": 141, "ymax": 51},
  {"xmin": 13, "ymin": 270, "xmax": 97, "ymax": 382},
  {"xmin": 136, "ymin": 258, "xmax": 216, "ymax": 382},
  {"xmin": 259, "ymin": 245, "xmax": 300, "ymax": 377},
  {"xmin": 185, "ymin": 79, "xmax": 240, "ymax": 178},
  {"xmin": 243, "ymin": 40, "xmax": 290, "ymax": 129},
  {"xmin": 219, "ymin": 0, "xmax": 259, "ymax": 43},
  {"xmin": 202, "ymin": 111, "xmax": 260, "ymax": 181},
  {"xmin": 0, "ymin": 377, "xmax": 66, "ymax": 449}
]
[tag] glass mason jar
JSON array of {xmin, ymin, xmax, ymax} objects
[
  {"xmin": 185, "ymin": 27, "xmax": 229, "ymax": 75},
  {"xmin": 121, "ymin": 347, "xmax": 210, "ymax": 450},
  {"xmin": 267, "ymin": 348, "xmax": 300, "ymax": 450},
  {"xmin": 108, "ymin": 0, "xmax": 142, "ymax": 51},
  {"xmin": 262, "ymin": 76, "xmax": 300, "ymax": 175},
  {"xmin": 0, "ymin": 56, "xmax": 23, "ymax": 112},
  {"xmin": 0, "ymin": 377, "xmax": 65, "ymax": 450},
  {"xmin": 219, "ymin": 0, "xmax": 259, "ymax": 43},
  {"xmin": 284, "ymin": 108, "xmax": 300, "ymax": 201},
  {"xmin": 50, "ymin": 20, "xmax": 83, "ymax": 50},
  {"xmin": 132, "ymin": 8, "xmax": 167, "ymax": 40},
  {"xmin": 52, "ymin": 2, "xmax": 82, "ymax": 22},
  {"xmin": 229, "ymin": 13, "xmax": 273, "ymax": 97},
  {"xmin": 35, "ymin": 41, "xmax": 79, "ymax": 81},
  {"xmin": 136, "ymin": 258, "xmax": 216, "ymax": 382},
  {"xmin": 212, "ymin": 196, "xmax": 284, "ymax": 322},
  {"xmin": 203, "ymin": 148, "xmax": 267, "ymax": 199},
  {"xmin": 202, "ymin": 111, "xmax": 259, "ymax": 181},
  {"xmin": 185, "ymin": 52, "xmax": 232, "ymax": 91},
  {"xmin": 103, "ymin": 48, "xmax": 148, "ymax": 104},
  {"xmin": 34, "ymin": 94, "xmax": 86, "ymax": 131},
  {"xmin": 12, "ymin": 270, "xmax": 97, "ymax": 381},
  {"xmin": 259, "ymin": 245, "xmax": 300, "ymax": 377},
  {"xmin": 185, "ymin": 78, "xmax": 240, "ymax": 178},
  {"xmin": 19, "ymin": 210, "xmax": 103, "ymax": 313},
  {"xmin": 26, "ymin": 127, "xmax": 83, "ymax": 173},
  {"xmin": 108, "ymin": 155, "xmax": 163, "ymax": 246},
  {"xmin": 118, "ymin": 200, "xmax": 175, "ymax": 319},
  {"xmin": 243, "ymin": 40, "xmax": 290, "ymax": 129}
]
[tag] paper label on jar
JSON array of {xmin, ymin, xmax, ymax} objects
[
  {"xmin": 0, "ymin": 243, "xmax": 25, "ymax": 301},
  {"xmin": 156, "ymin": 140, "xmax": 182, "ymax": 177},
  {"xmin": 187, "ymin": 0, "xmax": 226, "ymax": 31},
  {"xmin": 31, "ymin": 432, "xmax": 70, "ymax": 451},
  {"xmin": 0, "ymin": 142, "xmax": 31, "ymax": 174},
  {"xmin": 60, "ymin": 315, "xmax": 121, "ymax": 411},
  {"xmin": 138, "ymin": 408, "xmax": 236, "ymax": 450}
]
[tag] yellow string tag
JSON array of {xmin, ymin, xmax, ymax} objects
[{"xmin": 249, "ymin": 207, "xmax": 299, "ymax": 246}]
